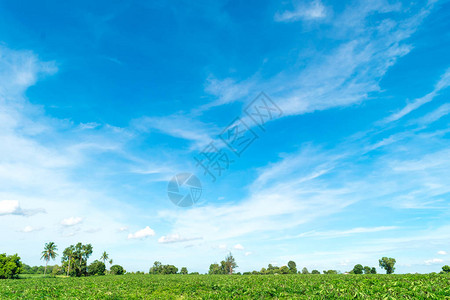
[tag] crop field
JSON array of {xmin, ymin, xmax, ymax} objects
[{"xmin": 1, "ymin": 274, "xmax": 449, "ymax": 299}]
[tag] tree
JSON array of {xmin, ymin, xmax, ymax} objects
[
  {"xmin": 0, "ymin": 253, "xmax": 22, "ymax": 279},
  {"xmin": 209, "ymin": 263, "xmax": 223, "ymax": 275},
  {"xmin": 180, "ymin": 267, "xmax": 188, "ymax": 275},
  {"xmin": 379, "ymin": 257, "xmax": 396, "ymax": 274},
  {"xmin": 150, "ymin": 261, "xmax": 163, "ymax": 274},
  {"xmin": 323, "ymin": 270, "xmax": 337, "ymax": 274},
  {"xmin": 100, "ymin": 251, "xmax": 109, "ymax": 268},
  {"xmin": 442, "ymin": 265, "xmax": 450, "ymax": 273},
  {"xmin": 302, "ymin": 267, "xmax": 309, "ymax": 274},
  {"xmin": 62, "ymin": 245, "xmax": 75, "ymax": 276},
  {"xmin": 287, "ymin": 261, "xmax": 297, "ymax": 274},
  {"xmin": 61, "ymin": 243, "xmax": 93, "ymax": 277},
  {"xmin": 41, "ymin": 242, "xmax": 58, "ymax": 276},
  {"xmin": 88, "ymin": 260, "xmax": 106, "ymax": 276},
  {"xmin": 370, "ymin": 267, "xmax": 377, "ymax": 274},
  {"xmin": 224, "ymin": 253, "xmax": 237, "ymax": 274},
  {"xmin": 352, "ymin": 264, "xmax": 363, "ymax": 274},
  {"xmin": 311, "ymin": 270, "xmax": 320, "ymax": 274},
  {"xmin": 110, "ymin": 265, "xmax": 125, "ymax": 275},
  {"xmin": 280, "ymin": 266, "xmax": 290, "ymax": 274}
]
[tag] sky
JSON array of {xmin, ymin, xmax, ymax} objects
[{"xmin": 0, "ymin": 0, "xmax": 449, "ymax": 274}]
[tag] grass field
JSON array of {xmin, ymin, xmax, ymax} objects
[{"xmin": 1, "ymin": 274, "xmax": 449, "ymax": 299}]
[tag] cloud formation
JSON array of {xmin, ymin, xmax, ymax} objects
[{"xmin": 128, "ymin": 226, "xmax": 156, "ymax": 239}]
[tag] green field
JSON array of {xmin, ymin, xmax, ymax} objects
[{"xmin": 1, "ymin": 274, "xmax": 449, "ymax": 299}]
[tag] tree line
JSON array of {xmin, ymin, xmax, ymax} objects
[{"xmin": 2, "ymin": 245, "xmax": 450, "ymax": 279}]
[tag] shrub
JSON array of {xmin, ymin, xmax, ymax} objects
[
  {"xmin": 0, "ymin": 253, "xmax": 22, "ymax": 279},
  {"xmin": 88, "ymin": 260, "xmax": 106, "ymax": 276},
  {"xmin": 110, "ymin": 265, "xmax": 125, "ymax": 275}
]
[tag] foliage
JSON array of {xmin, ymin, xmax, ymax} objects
[
  {"xmin": 61, "ymin": 243, "xmax": 93, "ymax": 277},
  {"xmin": 149, "ymin": 261, "xmax": 177, "ymax": 275},
  {"xmin": 379, "ymin": 257, "xmax": 396, "ymax": 274},
  {"xmin": 287, "ymin": 261, "xmax": 297, "ymax": 274},
  {"xmin": 224, "ymin": 253, "xmax": 237, "ymax": 275},
  {"xmin": 40, "ymin": 242, "xmax": 58, "ymax": 276},
  {"xmin": 1, "ymin": 274, "xmax": 449, "ymax": 298},
  {"xmin": 180, "ymin": 267, "xmax": 188, "ymax": 275},
  {"xmin": 0, "ymin": 253, "xmax": 22, "ymax": 279},
  {"xmin": 442, "ymin": 265, "xmax": 450, "ymax": 273},
  {"xmin": 311, "ymin": 270, "xmax": 320, "ymax": 274},
  {"xmin": 301, "ymin": 267, "xmax": 309, "ymax": 275},
  {"xmin": 353, "ymin": 264, "xmax": 364, "ymax": 274},
  {"xmin": 110, "ymin": 265, "xmax": 125, "ymax": 275},
  {"xmin": 87, "ymin": 260, "xmax": 105, "ymax": 276},
  {"xmin": 323, "ymin": 270, "xmax": 338, "ymax": 274}
]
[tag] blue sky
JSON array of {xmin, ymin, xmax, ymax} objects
[{"xmin": 0, "ymin": 0, "xmax": 449, "ymax": 274}]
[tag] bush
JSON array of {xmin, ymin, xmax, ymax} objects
[
  {"xmin": 110, "ymin": 265, "xmax": 125, "ymax": 275},
  {"xmin": 0, "ymin": 253, "xmax": 22, "ymax": 279},
  {"xmin": 442, "ymin": 265, "xmax": 450, "ymax": 273},
  {"xmin": 88, "ymin": 260, "xmax": 106, "ymax": 276}
]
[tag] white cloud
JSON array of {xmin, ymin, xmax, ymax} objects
[
  {"xmin": 128, "ymin": 226, "xmax": 155, "ymax": 239},
  {"xmin": 275, "ymin": 0, "xmax": 327, "ymax": 22},
  {"xmin": 131, "ymin": 114, "xmax": 217, "ymax": 150},
  {"xmin": 437, "ymin": 251, "xmax": 447, "ymax": 255},
  {"xmin": 158, "ymin": 233, "xmax": 201, "ymax": 244},
  {"xmin": 383, "ymin": 68, "xmax": 450, "ymax": 124},
  {"xmin": 61, "ymin": 216, "xmax": 83, "ymax": 226},
  {"xmin": 245, "ymin": 251, "xmax": 252, "ymax": 256},
  {"xmin": 0, "ymin": 200, "xmax": 45, "ymax": 216},
  {"xmin": 118, "ymin": 226, "xmax": 129, "ymax": 232},
  {"xmin": 416, "ymin": 103, "xmax": 450, "ymax": 125},
  {"xmin": 293, "ymin": 226, "xmax": 399, "ymax": 239},
  {"xmin": 218, "ymin": 244, "xmax": 227, "ymax": 249},
  {"xmin": 424, "ymin": 258, "xmax": 444, "ymax": 265},
  {"xmin": 0, "ymin": 200, "xmax": 20, "ymax": 215},
  {"xmin": 234, "ymin": 244, "xmax": 244, "ymax": 250}
]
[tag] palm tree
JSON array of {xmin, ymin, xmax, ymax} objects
[
  {"xmin": 41, "ymin": 242, "xmax": 58, "ymax": 276},
  {"xmin": 100, "ymin": 251, "xmax": 109, "ymax": 266}
]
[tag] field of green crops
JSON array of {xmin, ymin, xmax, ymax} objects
[{"xmin": 1, "ymin": 274, "xmax": 449, "ymax": 299}]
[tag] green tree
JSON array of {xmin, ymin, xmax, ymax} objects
[
  {"xmin": 379, "ymin": 257, "xmax": 396, "ymax": 274},
  {"xmin": 280, "ymin": 266, "xmax": 290, "ymax": 274},
  {"xmin": 180, "ymin": 267, "xmax": 188, "ymax": 275},
  {"xmin": 287, "ymin": 261, "xmax": 297, "ymax": 274},
  {"xmin": 61, "ymin": 243, "xmax": 93, "ymax": 277},
  {"xmin": 302, "ymin": 267, "xmax": 309, "ymax": 274},
  {"xmin": 41, "ymin": 242, "xmax": 58, "ymax": 276},
  {"xmin": 370, "ymin": 267, "xmax": 377, "ymax": 274},
  {"xmin": 110, "ymin": 265, "xmax": 125, "ymax": 275},
  {"xmin": 311, "ymin": 269, "xmax": 320, "ymax": 274},
  {"xmin": 363, "ymin": 266, "xmax": 371, "ymax": 274},
  {"xmin": 442, "ymin": 265, "xmax": 450, "ymax": 273},
  {"xmin": 100, "ymin": 251, "xmax": 109, "ymax": 268},
  {"xmin": 208, "ymin": 263, "xmax": 222, "ymax": 275},
  {"xmin": 62, "ymin": 245, "xmax": 75, "ymax": 276},
  {"xmin": 0, "ymin": 253, "xmax": 22, "ymax": 279},
  {"xmin": 150, "ymin": 261, "xmax": 163, "ymax": 274},
  {"xmin": 88, "ymin": 260, "xmax": 106, "ymax": 276},
  {"xmin": 352, "ymin": 264, "xmax": 363, "ymax": 274},
  {"xmin": 323, "ymin": 270, "xmax": 337, "ymax": 274},
  {"xmin": 224, "ymin": 253, "xmax": 237, "ymax": 274}
]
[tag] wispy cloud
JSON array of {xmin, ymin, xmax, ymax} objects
[
  {"xmin": 275, "ymin": 0, "xmax": 328, "ymax": 22},
  {"xmin": 292, "ymin": 226, "xmax": 399, "ymax": 239},
  {"xmin": 158, "ymin": 233, "xmax": 202, "ymax": 244},
  {"xmin": 424, "ymin": 258, "xmax": 444, "ymax": 265},
  {"xmin": 383, "ymin": 68, "xmax": 450, "ymax": 124},
  {"xmin": 0, "ymin": 200, "xmax": 45, "ymax": 216}
]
